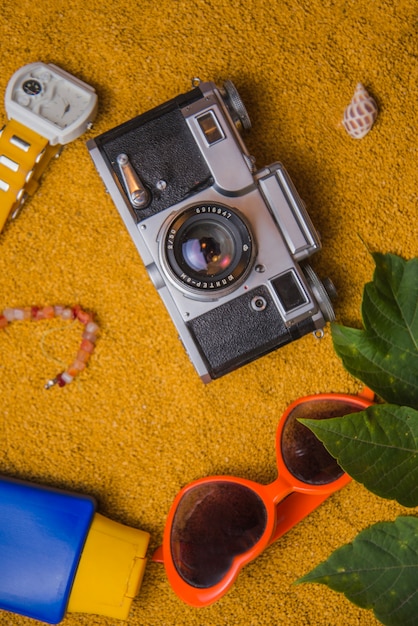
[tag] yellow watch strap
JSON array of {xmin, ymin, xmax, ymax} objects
[{"xmin": 0, "ymin": 119, "xmax": 60, "ymax": 233}]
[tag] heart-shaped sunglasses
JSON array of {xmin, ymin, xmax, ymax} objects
[{"xmin": 153, "ymin": 389, "xmax": 374, "ymax": 606}]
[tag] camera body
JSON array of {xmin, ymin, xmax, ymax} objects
[{"xmin": 88, "ymin": 79, "xmax": 335, "ymax": 382}]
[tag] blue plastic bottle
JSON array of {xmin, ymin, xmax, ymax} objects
[{"xmin": 0, "ymin": 475, "xmax": 150, "ymax": 624}]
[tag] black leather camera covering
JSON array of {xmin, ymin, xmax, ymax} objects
[
  {"xmin": 186, "ymin": 285, "xmax": 315, "ymax": 378},
  {"xmin": 94, "ymin": 90, "xmax": 213, "ymax": 221}
]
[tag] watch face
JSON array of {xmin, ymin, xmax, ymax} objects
[
  {"xmin": 5, "ymin": 62, "xmax": 98, "ymax": 144},
  {"xmin": 12, "ymin": 67, "xmax": 92, "ymax": 130},
  {"xmin": 39, "ymin": 83, "xmax": 92, "ymax": 129}
]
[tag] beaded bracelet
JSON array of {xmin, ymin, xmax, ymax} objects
[{"xmin": 0, "ymin": 305, "xmax": 99, "ymax": 389}]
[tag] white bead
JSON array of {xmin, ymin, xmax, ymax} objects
[
  {"xmin": 61, "ymin": 372, "xmax": 74, "ymax": 384},
  {"xmin": 3, "ymin": 308, "xmax": 15, "ymax": 321},
  {"xmin": 86, "ymin": 321, "xmax": 99, "ymax": 334},
  {"xmin": 61, "ymin": 308, "xmax": 73, "ymax": 320}
]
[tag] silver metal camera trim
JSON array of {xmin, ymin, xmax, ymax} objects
[{"xmin": 181, "ymin": 83, "xmax": 256, "ymax": 196}]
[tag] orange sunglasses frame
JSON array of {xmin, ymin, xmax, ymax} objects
[{"xmin": 153, "ymin": 389, "xmax": 375, "ymax": 607}]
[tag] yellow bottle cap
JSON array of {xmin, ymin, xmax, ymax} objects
[{"xmin": 68, "ymin": 512, "xmax": 150, "ymax": 620}]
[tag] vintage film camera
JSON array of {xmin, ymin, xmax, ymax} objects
[{"xmin": 87, "ymin": 79, "xmax": 335, "ymax": 382}]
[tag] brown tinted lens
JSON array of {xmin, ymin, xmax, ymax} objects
[
  {"xmin": 171, "ymin": 481, "xmax": 267, "ymax": 588},
  {"xmin": 281, "ymin": 399, "xmax": 365, "ymax": 485}
]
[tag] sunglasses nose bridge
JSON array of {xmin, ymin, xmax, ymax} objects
[{"xmin": 263, "ymin": 475, "xmax": 292, "ymax": 504}]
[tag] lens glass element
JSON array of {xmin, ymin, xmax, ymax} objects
[
  {"xmin": 171, "ymin": 481, "xmax": 267, "ymax": 588},
  {"xmin": 182, "ymin": 221, "xmax": 235, "ymax": 275},
  {"xmin": 281, "ymin": 399, "xmax": 365, "ymax": 485},
  {"xmin": 164, "ymin": 204, "xmax": 253, "ymax": 292}
]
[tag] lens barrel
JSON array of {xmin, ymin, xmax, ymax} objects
[{"xmin": 164, "ymin": 203, "xmax": 254, "ymax": 293}]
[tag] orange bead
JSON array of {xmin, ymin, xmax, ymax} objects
[
  {"xmin": 0, "ymin": 316, "xmax": 8, "ymax": 328},
  {"xmin": 35, "ymin": 306, "xmax": 55, "ymax": 320},
  {"xmin": 42, "ymin": 306, "xmax": 55, "ymax": 319},
  {"xmin": 68, "ymin": 360, "xmax": 86, "ymax": 376},
  {"xmin": 80, "ymin": 339, "xmax": 95, "ymax": 353},
  {"xmin": 73, "ymin": 305, "xmax": 93, "ymax": 325},
  {"xmin": 76, "ymin": 349, "xmax": 91, "ymax": 363},
  {"xmin": 23, "ymin": 307, "xmax": 32, "ymax": 320}
]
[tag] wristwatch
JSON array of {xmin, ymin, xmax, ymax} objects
[{"xmin": 0, "ymin": 62, "xmax": 98, "ymax": 232}]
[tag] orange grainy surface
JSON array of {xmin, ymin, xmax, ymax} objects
[{"xmin": 0, "ymin": 1, "xmax": 416, "ymax": 624}]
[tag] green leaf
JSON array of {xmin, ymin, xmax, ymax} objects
[
  {"xmin": 296, "ymin": 516, "xmax": 418, "ymax": 626},
  {"xmin": 332, "ymin": 253, "xmax": 418, "ymax": 409},
  {"xmin": 299, "ymin": 404, "xmax": 418, "ymax": 507}
]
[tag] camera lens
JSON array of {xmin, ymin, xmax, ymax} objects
[
  {"xmin": 182, "ymin": 221, "xmax": 235, "ymax": 275},
  {"xmin": 164, "ymin": 203, "xmax": 254, "ymax": 293}
]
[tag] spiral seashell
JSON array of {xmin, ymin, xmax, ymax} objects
[{"xmin": 343, "ymin": 83, "xmax": 378, "ymax": 139}]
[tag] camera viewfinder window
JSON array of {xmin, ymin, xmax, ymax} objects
[
  {"xmin": 197, "ymin": 111, "xmax": 225, "ymax": 145},
  {"xmin": 271, "ymin": 271, "xmax": 308, "ymax": 312}
]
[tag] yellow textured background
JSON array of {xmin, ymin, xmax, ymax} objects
[{"xmin": 0, "ymin": 1, "xmax": 417, "ymax": 625}]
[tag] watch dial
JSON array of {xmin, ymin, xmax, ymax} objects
[
  {"xmin": 38, "ymin": 83, "xmax": 91, "ymax": 129},
  {"xmin": 12, "ymin": 67, "xmax": 94, "ymax": 129},
  {"xmin": 22, "ymin": 79, "xmax": 42, "ymax": 96}
]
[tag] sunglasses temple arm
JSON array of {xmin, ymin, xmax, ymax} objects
[
  {"xmin": 359, "ymin": 386, "xmax": 375, "ymax": 401},
  {"xmin": 268, "ymin": 491, "xmax": 330, "ymax": 546},
  {"xmin": 152, "ymin": 545, "xmax": 164, "ymax": 563}
]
